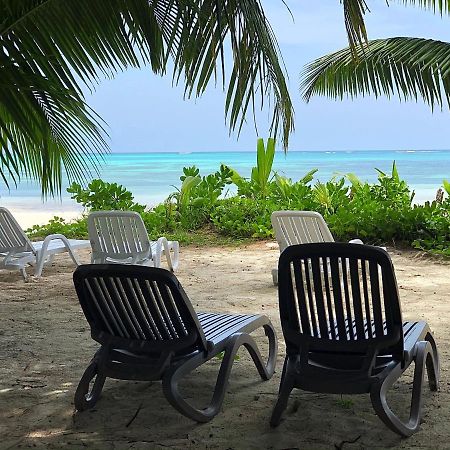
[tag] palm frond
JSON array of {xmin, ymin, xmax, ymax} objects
[
  {"xmin": 392, "ymin": 0, "xmax": 450, "ymax": 15},
  {"xmin": 157, "ymin": 1, "xmax": 294, "ymax": 148},
  {"xmin": 301, "ymin": 37, "xmax": 450, "ymax": 111},
  {"xmin": 0, "ymin": 0, "xmax": 293, "ymax": 195},
  {"xmin": 341, "ymin": 0, "xmax": 370, "ymax": 54}
]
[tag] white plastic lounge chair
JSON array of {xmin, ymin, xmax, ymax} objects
[
  {"xmin": 271, "ymin": 211, "xmax": 363, "ymax": 285},
  {"xmin": 0, "ymin": 207, "xmax": 90, "ymax": 280},
  {"xmin": 88, "ymin": 210, "xmax": 179, "ymax": 271}
]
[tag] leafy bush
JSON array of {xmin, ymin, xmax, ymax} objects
[
  {"xmin": 211, "ymin": 197, "xmax": 274, "ymax": 238},
  {"xmin": 410, "ymin": 199, "xmax": 450, "ymax": 256},
  {"xmin": 27, "ymin": 216, "xmax": 88, "ymax": 239},
  {"xmin": 67, "ymin": 179, "xmax": 146, "ymax": 213},
  {"xmin": 168, "ymin": 164, "xmax": 233, "ymax": 230}
]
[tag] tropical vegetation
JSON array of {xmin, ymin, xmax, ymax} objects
[{"xmin": 27, "ymin": 138, "xmax": 450, "ymax": 257}]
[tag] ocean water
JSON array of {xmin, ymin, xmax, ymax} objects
[{"xmin": 1, "ymin": 150, "xmax": 449, "ymax": 216}]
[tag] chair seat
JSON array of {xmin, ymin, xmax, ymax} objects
[{"xmin": 197, "ymin": 312, "xmax": 261, "ymax": 345}]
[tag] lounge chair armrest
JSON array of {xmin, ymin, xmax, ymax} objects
[
  {"xmin": 155, "ymin": 236, "xmax": 174, "ymax": 271},
  {"xmin": 34, "ymin": 234, "xmax": 81, "ymax": 277}
]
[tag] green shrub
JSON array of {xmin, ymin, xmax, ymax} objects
[
  {"xmin": 410, "ymin": 200, "xmax": 450, "ymax": 256},
  {"xmin": 168, "ymin": 164, "xmax": 233, "ymax": 230},
  {"xmin": 211, "ymin": 197, "xmax": 274, "ymax": 238},
  {"xmin": 27, "ymin": 216, "xmax": 88, "ymax": 239},
  {"xmin": 67, "ymin": 179, "xmax": 146, "ymax": 213}
]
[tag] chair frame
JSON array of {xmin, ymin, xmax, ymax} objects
[
  {"xmin": 88, "ymin": 210, "xmax": 179, "ymax": 271},
  {"xmin": 270, "ymin": 243, "xmax": 439, "ymax": 437},
  {"xmin": 73, "ymin": 264, "xmax": 277, "ymax": 422}
]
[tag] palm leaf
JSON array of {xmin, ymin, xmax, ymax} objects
[
  {"xmin": 301, "ymin": 37, "xmax": 450, "ymax": 111},
  {"xmin": 341, "ymin": 0, "xmax": 370, "ymax": 55},
  {"xmin": 1, "ymin": 0, "xmax": 294, "ymax": 195},
  {"xmin": 392, "ymin": 0, "xmax": 450, "ymax": 15}
]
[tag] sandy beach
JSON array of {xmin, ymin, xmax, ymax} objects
[{"xmin": 0, "ymin": 242, "xmax": 449, "ymax": 449}]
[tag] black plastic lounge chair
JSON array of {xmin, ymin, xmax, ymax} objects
[
  {"xmin": 270, "ymin": 243, "xmax": 439, "ymax": 437},
  {"xmin": 73, "ymin": 264, "xmax": 277, "ymax": 422}
]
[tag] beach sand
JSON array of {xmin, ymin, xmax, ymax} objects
[{"xmin": 0, "ymin": 243, "xmax": 449, "ymax": 449}]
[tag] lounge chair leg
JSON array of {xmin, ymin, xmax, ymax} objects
[
  {"xmin": 163, "ymin": 330, "xmax": 274, "ymax": 422},
  {"xmin": 272, "ymin": 268, "xmax": 278, "ymax": 286},
  {"xmin": 163, "ymin": 340, "xmax": 239, "ymax": 422},
  {"xmin": 270, "ymin": 357, "xmax": 295, "ymax": 427},
  {"xmin": 370, "ymin": 340, "xmax": 436, "ymax": 437},
  {"xmin": 74, "ymin": 352, "xmax": 106, "ymax": 411},
  {"xmin": 424, "ymin": 332, "xmax": 440, "ymax": 391},
  {"xmin": 242, "ymin": 323, "xmax": 277, "ymax": 380},
  {"xmin": 20, "ymin": 267, "xmax": 28, "ymax": 281}
]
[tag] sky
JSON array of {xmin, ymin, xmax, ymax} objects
[{"xmin": 86, "ymin": 1, "xmax": 450, "ymax": 153}]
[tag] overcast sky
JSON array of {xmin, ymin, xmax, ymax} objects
[{"xmin": 86, "ymin": 1, "xmax": 450, "ymax": 153}]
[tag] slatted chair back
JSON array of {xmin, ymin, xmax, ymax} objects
[
  {"xmin": 73, "ymin": 264, "xmax": 208, "ymax": 358},
  {"xmin": 271, "ymin": 211, "xmax": 334, "ymax": 252},
  {"xmin": 278, "ymin": 243, "xmax": 404, "ymax": 367},
  {"xmin": 88, "ymin": 211, "xmax": 151, "ymax": 263},
  {"xmin": 0, "ymin": 207, "xmax": 34, "ymax": 254}
]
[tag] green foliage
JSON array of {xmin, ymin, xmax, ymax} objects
[
  {"xmin": 67, "ymin": 179, "xmax": 146, "ymax": 213},
  {"xmin": 313, "ymin": 178, "xmax": 350, "ymax": 215},
  {"xmin": 1, "ymin": 1, "xmax": 294, "ymax": 195},
  {"xmin": 227, "ymin": 137, "xmax": 277, "ymax": 199},
  {"xmin": 211, "ymin": 197, "xmax": 274, "ymax": 238},
  {"xmin": 336, "ymin": 396, "xmax": 354, "ymax": 409},
  {"xmin": 325, "ymin": 163, "xmax": 415, "ymax": 243},
  {"xmin": 251, "ymin": 137, "xmax": 276, "ymax": 198},
  {"xmin": 27, "ymin": 216, "xmax": 88, "ymax": 240},
  {"xmin": 410, "ymin": 198, "xmax": 450, "ymax": 257},
  {"xmin": 271, "ymin": 171, "xmax": 317, "ymax": 209},
  {"xmin": 28, "ymin": 151, "xmax": 449, "ymax": 256},
  {"xmin": 168, "ymin": 164, "xmax": 233, "ymax": 230},
  {"xmin": 302, "ymin": 37, "xmax": 450, "ymax": 115}
]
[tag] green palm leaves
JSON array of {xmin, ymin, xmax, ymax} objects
[
  {"xmin": 301, "ymin": 38, "xmax": 450, "ymax": 109},
  {"xmin": 1, "ymin": 0, "xmax": 293, "ymax": 195},
  {"xmin": 302, "ymin": 1, "xmax": 450, "ymax": 112}
]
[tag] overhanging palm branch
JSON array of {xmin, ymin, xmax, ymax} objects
[
  {"xmin": 341, "ymin": 0, "xmax": 369, "ymax": 55},
  {"xmin": 301, "ymin": 37, "xmax": 450, "ymax": 111},
  {"xmin": 0, "ymin": 0, "xmax": 294, "ymax": 196},
  {"xmin": 393, "ymin": 0, "xmax": 450, "ymax": 14}
]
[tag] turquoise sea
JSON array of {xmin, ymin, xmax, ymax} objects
[{"xmin": 1, "ymin": 150, "xmax": 449, "ymax": 214}]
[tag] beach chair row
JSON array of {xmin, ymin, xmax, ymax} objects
[
  {"xmin": 0, "ymin": 208, "xmax": 179, "ymax": 279},
  {"xmin": 0, "ymin": 207, "xmax": 440, "ymax": 436}
]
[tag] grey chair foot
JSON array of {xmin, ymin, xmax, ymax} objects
[
  {"xmin": 74, "ymin": 358, "xmax": 106, "ymax": 411},
  {"xmin": 272, "ymin": 268, "xmax": 278, "ymax": 286},
  {"xmin": 163, "ymin": 329, "xmax": 276, "ymax": 422},
  {"xmin": 424, "ymin": 332, "xmax": 440, "ymax": 391},
  {"xmin": 270, "ymin": 357, "xmax": 295, "ymax": 427},
  {"xmin": 370, "ymin": 340, "xmax": 439, "ymax": 437}
]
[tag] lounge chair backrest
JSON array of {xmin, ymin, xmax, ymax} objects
[
  {"xmin": 88, "ymin": 211, "xmax": 151, "ymax": 263},
  {"xmin": 278, "ymin": 243, "xmax": 404, "ymax": 363},
  {"xmin": 271, "ymin": 211, "xmax": 334, "ymax": 252},
  {"xmin": 73, "ymin": 264, "xmax": 208, "ymax": 356},
  {"xmin": 0, "ymin": 207, "xmax": 34, "ymax": 254}
]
